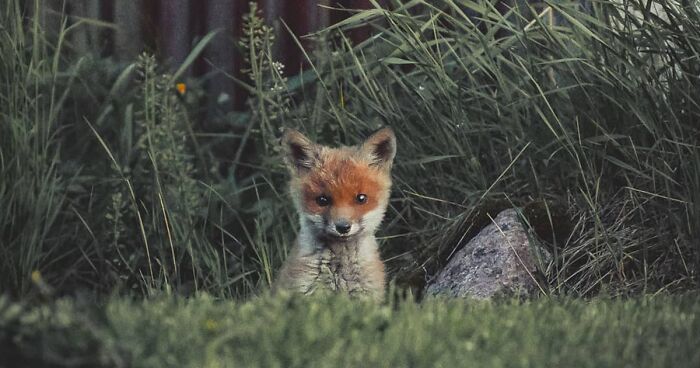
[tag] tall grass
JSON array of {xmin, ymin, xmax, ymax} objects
[
  {"xmin": 241, "ymin": 0, "xmax": 700, "ymax": 296},
  {"xmin": 0, "ymin": 0, "xmax": 75, "ymax": 295},
  {"xmin": 0, "ymin": 1, "xmax": 284, "ymax": 298},
  {"xmin": 1, "ymin": 0, "xmax": 699, "ymax": 299}
]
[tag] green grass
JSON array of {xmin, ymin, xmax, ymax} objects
[{"xmin": 1, "ymin": 293, "xmax": 699, "ymax": 367}]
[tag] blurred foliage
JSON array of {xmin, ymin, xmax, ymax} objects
[{"xmin": 1, "ymin": 293, "xmax": 700, "ymax": 367}]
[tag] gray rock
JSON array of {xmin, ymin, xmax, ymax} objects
[{"xmin": 426, "ymin": 209, "xmax": 541, "ymax": 299}]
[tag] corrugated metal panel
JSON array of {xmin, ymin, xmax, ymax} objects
[
  {"xmin": 160, "ymin": 0, "xmax": 191, "ymax": 67},
  {"xmin": 38, "ymin": 0, "xmax": 381, "ymax": 111},
  {"xmin": 206, "ymin": 0, "xmax": 242, "ymax": 111},
  {"xmin": 66, "ymin": 0, "xmax": 102, "ymax": 54},
  {"xmin": 114, "ymin": 1, "xmax": 143, "ymax": 60}
]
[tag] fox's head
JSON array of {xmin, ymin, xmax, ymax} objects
[{"xmin": 282, "ymin": 127, "xmax": 397, "ymax": 243}]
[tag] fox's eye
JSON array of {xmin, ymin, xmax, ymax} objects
[
  {"xmin": 356, "ymin": 194, "xmax": 368, "ymax": 204},
  {"xmin": 316, "ymin": 195, "xmax": 331, "ymax": 207}
]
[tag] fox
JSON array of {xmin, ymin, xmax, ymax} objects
[{"xmin": 273, "ymin": 127, "xmax": 397, "ymax": 301}]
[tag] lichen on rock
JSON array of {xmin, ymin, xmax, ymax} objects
[{"xmin": 426, "ymin": 209, "xmax": 542, "ymax": 299}]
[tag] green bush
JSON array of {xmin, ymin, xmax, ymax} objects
[{"xmin": 1, "ymin": 293, "xmax": 699, "ymax": 367}]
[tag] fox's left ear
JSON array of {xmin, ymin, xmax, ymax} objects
[
  {"xmin": 360, "ymin": 127, "xmax": 397, "ymax": 170},
  {"xmin": 281, "ymin": 128, "xmax": 316, "ymax": 174}
]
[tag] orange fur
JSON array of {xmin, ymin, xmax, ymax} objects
[{"xmin": 300, "ymin": 157, "xmax": 388, "ymax": 220}]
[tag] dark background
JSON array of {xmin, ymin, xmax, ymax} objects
[{"xmin": 32, "ymin": 0, "xmax": 396, "ymax": 111}]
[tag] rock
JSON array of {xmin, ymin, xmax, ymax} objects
[{"xmin": 426, "ymin": 209, "xmax": 541, "ymax": 299}]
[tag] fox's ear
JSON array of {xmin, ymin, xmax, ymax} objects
[
  {"xmin": 281, "ymin": 128, "xmax": 316, "ymax": 173},
  {"xmin": 360, "ymin": 127, "xmax": 396, "ymax": 170}
]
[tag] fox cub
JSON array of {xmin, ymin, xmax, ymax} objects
[{"xmin": 274, "ymin": 127, "xmax": 397, "ymax": 301}]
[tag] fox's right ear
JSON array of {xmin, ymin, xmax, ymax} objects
[
  {"xmin": 360, "ymin": 126, "xmax": 397, "ymax": 171},
  {"xmin": 281, "ymin": 128, "xmax": 316, "ymax": 173}
]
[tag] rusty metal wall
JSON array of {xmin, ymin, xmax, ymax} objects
[{"xmin": 37, "ymin": 0, "xmax": 380, "ymax": 111}]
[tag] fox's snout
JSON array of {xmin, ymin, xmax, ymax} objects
[
  {"xmin": 325, "ymin": 216, "xmax": 358, "ymax": 237},
  {"xmin": 324, "ymin": 207, "xmax": 360, "ymax": 237},
  {"xmin": 334, "ymin": 220, "xmax": 351, "ymax": 234}
]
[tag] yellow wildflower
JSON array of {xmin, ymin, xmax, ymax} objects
[
  {"xmin": 176, "ymin": 83, "xmax": 186, "ymax": 96},
  {"xmin": 31, "ymin": 270, "xmax": 41, "ymax": 283},
  {"xmin": 205, "ymin": 318, "xmax": 218, "ymax": 331}
]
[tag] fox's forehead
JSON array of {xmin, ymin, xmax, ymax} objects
[
  {"xmin": 294, "ymin": 147, "xmax": 390, "ymax": 194},
  {"xmin": 317, "ymin": 145, "xmax": 367, "ymax": 165},
  {"xmin": 309, "ymin": 156, "xmax": 384, "ymax": 188}
]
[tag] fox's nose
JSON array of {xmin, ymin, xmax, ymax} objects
[{"xmin": 335, "ymin": 221, "xmax": 352, "ymax": 234}]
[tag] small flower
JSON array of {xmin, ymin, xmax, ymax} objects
[
  {"xmin": 205, "ymin": 318, "xmax": 218, "ymax": 331},
  {"xmin": 31, "ymin": 270, "xmax": 42, "ymax": 283},
  {"xmin": 272, "ymin": 61, "xmax": 285, "ymax": 74},
  {"xmin": 176, "ymin": 83, "xmax": 186, "ymax": 95},
  {"xmin": 31, "ymin": 270, "xmax": 54, "ymax": 296}
]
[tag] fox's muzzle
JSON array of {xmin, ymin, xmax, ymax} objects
[{"xmin": 334, "ymin": 219, "xmax": 352, "ymax": 234}]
